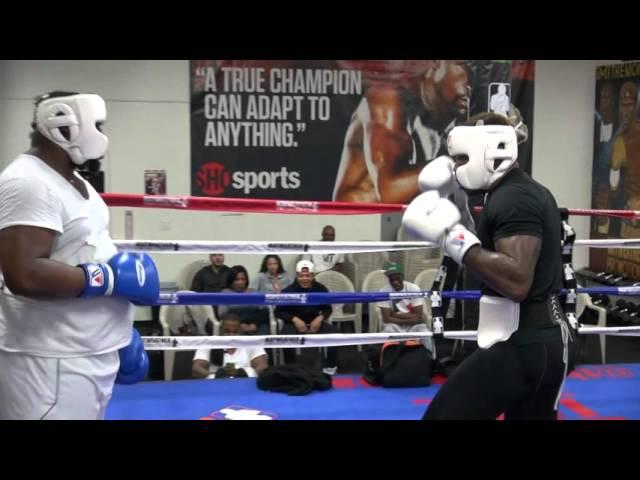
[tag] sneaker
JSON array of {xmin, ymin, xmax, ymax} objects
[{"xmin": 322, "ymin": 367, "xmax": 338, "ymax": 376}]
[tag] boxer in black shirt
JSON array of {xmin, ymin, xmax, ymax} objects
[{"xmin": 403, "ymin": 112, "xmax": 573, "ymax": 420}]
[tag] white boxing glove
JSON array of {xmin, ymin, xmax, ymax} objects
[
  {"xmin": 419, "ymin": 155, "xmax": 476, "ymax": 231},
  {"xmin": 442, "ymin": 224, "xmax": 480, "ymax": 265},
  {"xmin": 418, "ymin": 156, "xmax": 456, "ymax": 195},
  {"xmin": 402, "ymin": 190, "xmax": 480, "ymax": 264}
]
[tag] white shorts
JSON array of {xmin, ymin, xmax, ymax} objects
[{"xmin": 0, "ymin": 349, "xmax": 120, "ymax": 420}]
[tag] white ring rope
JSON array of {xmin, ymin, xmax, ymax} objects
[
  {"xmin": 142, "ymin": 326, "xmax": 640, "ymax": 351},
  {"xmin": 574, "ymin": 239, "xmax": 640, "ymax": 248},
  {"xmin": 115, "ymin": 238, "xmax": 640, "ymax": 254},
  {"xmin": 115, "ymin": 240, "xmax": 433, "ymax": 254}
]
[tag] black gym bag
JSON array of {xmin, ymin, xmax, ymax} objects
[{"xmin": 363, "ymin": 340, "xmax": 433, "ymax": 388}]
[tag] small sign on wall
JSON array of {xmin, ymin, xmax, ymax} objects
[
  {"xmin": 124, "ymin": 210, "xmax": 134, "ymax": 240},
  {"xmin": 488, "ymin": 82, "xmax": 511, "ymax": 115},
  {"xmin": 145, "ymin": 170, "xmax": 167, "ymax": 195}
]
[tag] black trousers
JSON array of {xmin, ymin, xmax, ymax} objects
[
  {"xmin": 280, "ymin": 321, "xmax": 338, "ymax": 368},
  {"xmin": 424, "ymin": 324, "xmax": 570, "ymax": 420}
]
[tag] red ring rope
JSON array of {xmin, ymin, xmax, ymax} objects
[
  {"xmin": 101, "ymin": 193, "xmax": 406, "ymax": 215},
  {"xmin": 473, "ymin": 206, "xmax": 640, "ymax": 220},
  {"xmin": 100, "ymin": 193, "xmax": 640, "ymax": 220}
]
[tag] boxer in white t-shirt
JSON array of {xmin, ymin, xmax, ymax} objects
[{"xmin": 0, "ymin": 91, "xmax": 159, "ymax": 420}]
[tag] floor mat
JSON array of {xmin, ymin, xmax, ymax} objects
[{"xmin": 106, "ymin": 363, "xmax": 640, "ymax": 420}]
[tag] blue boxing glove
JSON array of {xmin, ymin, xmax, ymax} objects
[
  {"xmin": 79, "ymin": 252, "xmax": 160, "ymax": 305},
  {"xmin": 116, "ymin": 328, "xmax": 149, "ymax": 385}
]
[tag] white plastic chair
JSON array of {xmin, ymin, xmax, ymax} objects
[
  {"xmin": 361, "ymin": 269, "xmax": 391, "ymax": 333},
  {"xmin": 413, "ymin": 268, "xmax": 441, "ymax": 322},
  {"xmin": 362, "ymin": 269, "xmax": 436, "ymax": 358},
  {"xmin": 403, "ymin": 250, "xmax": 442, "ymax": 288},
  {"xmin": 268, "ymin": 306, "xmax": 285, "ymax": 366},
  {"xmin": 414, "ymin": 268, "xmax": 446, "ymax": 358},
  {"xmin": 158, "ymin": 303, "xmax": 218, "ymax": 381},
  {"xmin": 389, "ymin": 226, "xmax": 410, "ymax": 267},
  {"xmin": 315, "ymin": 270, "xmax": 363, "ymax": 351},
  {"xmin": 339, "ymin": 256, "xmax": 358, "ymax": 291},
  {"xmin": 346, "ymin": 252, "xmax": 390, "ymax": 291},
  {"xmin": 176, "ymin": 259, "xmax": 211, "ymax": 290},
  {"xmin": 387, "ymin": 250, "xmax": 406, "ymax": 270},
  {"xmin": 396, "ymin": 223, "xmax": 443, "ymax": 281},
  {"xmin": 576, "ymin": 293, "xmax": 607, "ymax": 364},
  {"xmin": 272, "ymin": 306, "xmax": 330, "ymax": 361}
]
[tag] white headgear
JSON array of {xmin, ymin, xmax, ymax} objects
[
  {"xmin": 448, "ymin": 124, "xmax": 518, "ymax": 191},
  {"xmin": 34, "ymin": 93, "xmax": 108, "ymax": 166}
]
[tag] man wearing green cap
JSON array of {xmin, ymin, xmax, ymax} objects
[{"xmin": 376, "ymin": 262, "xmax": 433, "ymax": 354}]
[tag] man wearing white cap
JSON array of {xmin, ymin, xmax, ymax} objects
[{"xmin": 274, "ymin": 260, "xmax": 338, "ymax": 375}]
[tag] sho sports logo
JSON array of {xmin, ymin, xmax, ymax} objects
[
  {"xmin": 264, "ymin": 337, "xmax": 307, "ymax": 345},
  {"xmin": 196, "ymin": 162, "xmax": 230, "ymax": 195},
  {"xmin": 196, "ymin": 162, "xmax": 301, "ymax": 195}
]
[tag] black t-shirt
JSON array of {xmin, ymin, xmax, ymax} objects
[
  {"xmin": 191, "ymin": 265, "xmax": 232, "ymax": 293},
  {"xmin": 475, "ymin": 168, "xmax": 563, "ymax": 304},
  {"xmin": 273, "ymin": 280, "xmax": 332, "ymax": 324}
]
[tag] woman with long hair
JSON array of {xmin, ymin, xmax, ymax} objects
[
  {"xmin": 251, "ymin": 255, "xmax": 293, "ymax": 293},
  {"xmin": 219, "ymin": 265, "xmax": 271, "ymax": 335}
]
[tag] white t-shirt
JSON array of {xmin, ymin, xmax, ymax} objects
[
  {"xmin": 0, "ymin": 154, "xmax": 132, "ymax": 357},
  {"xmin": 305, "ymin": 253, "xmax": 345, "ymax": 273},
  {"xmin": 600, "ymin": 121, "xmax": 613, "ymax": 143},
  {"xmin": 193, "ymin": 346, "xmax": 267, "ymax": 378},
  {"xmin": 377, "ymin": 280, "xmax": 424, "ymax": 312}
]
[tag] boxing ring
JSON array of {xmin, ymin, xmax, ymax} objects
[
  {"xmin": 105, "ymin": 365, "xmax": 640, "ymax": 420},
  {"xmin": 102, "ymin": 192, "xmax": 640, "ymax": 420}
]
